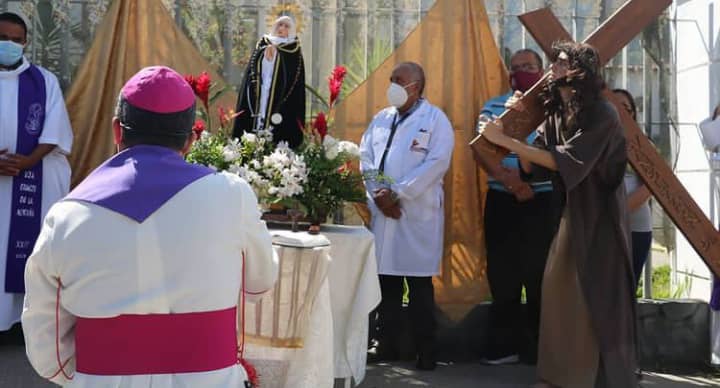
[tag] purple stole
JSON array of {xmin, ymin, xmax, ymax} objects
[
  {"xmin": 66, "ymin": 145, "xmax": 214, "ymax": 223},
  {"xmin": 5, "ymin": 65, "xmax": 45, "ymax": 293}
]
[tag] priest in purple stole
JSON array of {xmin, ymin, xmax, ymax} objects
[
  {"xmin": 22, "ymin": 66, "xmax": 278, "ymax": 387},
  {"xmin": 0, "ymin": 13, "xmax": 73, "ymax": 334}
]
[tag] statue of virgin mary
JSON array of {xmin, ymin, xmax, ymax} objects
[{"xmin": 233, "ymin": 16, "xmax": 306, "ymax": 149}]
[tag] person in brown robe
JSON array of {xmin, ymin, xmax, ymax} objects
[{"xmin": 480, "ymin": 41, "xmax": 637, "ymax": 388}]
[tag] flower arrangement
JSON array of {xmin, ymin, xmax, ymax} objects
[
  {"xmin": 186, "ymin": 111, "xmax": 308, "ymax": 209},
  {"xmin": 184, "ymin": 67, "xmax": 365, "ymax": 230},
  {"xmin": 298, "ymin": 65, "xmax": 365, "ymax": 224}
]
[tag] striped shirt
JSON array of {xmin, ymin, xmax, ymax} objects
[{"xmin": 479, "ymin": 92, "xmax": 553, "ymax": 193}]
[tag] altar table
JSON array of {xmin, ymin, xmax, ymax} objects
[{"xmin": 243, "ymin": 225, "xmax": 380, "ymax": 388}]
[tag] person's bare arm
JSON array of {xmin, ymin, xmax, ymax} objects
[{"xmin": 627, "ymin": 184, "xmax": 651, "ymax": 212}]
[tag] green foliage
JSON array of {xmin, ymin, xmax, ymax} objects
[
  {"xmin": 362, "ymin": 169, "xmax": 394, "ymax": 186},
  {"xmin": 343, "ymin": 38, "xmax": 393, "ymax": 94},
  {"xmin": 30, "ymin": 1, "xmax": 83, "ymax": 81},
  {"xmin": 177, "ymin": 2, "xmax": 254, "ymax": 72},
  {"xmin": 185, "ymin": 131, "xmax": 228, "ymax": 170},
  {"xmin": 305, "ymin": 83, "xmax": 330, "ymax": 111},
  {"xmin": 636, "ymin": 264, "xmax": 693, "ymax": 299},
  {"xmin": 294, "ymin": 142, "xmax": 366, "ymax": 220}
]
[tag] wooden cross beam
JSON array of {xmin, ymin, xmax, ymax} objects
[{"xmin": 470, "ymin": 0, "xmax": 720, "ymax": 275}]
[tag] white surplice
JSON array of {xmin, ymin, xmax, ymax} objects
[
  {"xmin": 22, "ymin": 172, "xmax": 279, "ymax": 387},
  {"xmin": 359, "ymin": 99, "xmax": 454, "ymax": 276},
  {"xmin": 0, "ymin": 57, "xmax": 73, "ymax": 331}
]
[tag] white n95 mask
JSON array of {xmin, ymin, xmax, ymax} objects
[{"xmin": 386, "ymin": 82, "xmax": 416, "ymax": 108}]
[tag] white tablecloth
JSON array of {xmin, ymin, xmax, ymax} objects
[
  {"xmin": 244, "ymin": 230, "xmax": 333, "ymax": 388},
  {"xmin": 244, "ymin": 226, "xmax": 380, "ymax": 388},
  {"xmin": 322, "ymin": 225, "xmax": 381, "ymax": 384}
]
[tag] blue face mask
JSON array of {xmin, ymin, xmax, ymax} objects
[{"xmin": 0, "ymin": 40, "xmax": 24, "ymax": 66}]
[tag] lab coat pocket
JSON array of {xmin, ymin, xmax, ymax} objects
[
  {"xmin": 409, "ymin": 130, "xmax": 430, "ymax": 154},
  {"xmin": 404, "ymin": 190, "xmax": 439, "ymax": 222}
]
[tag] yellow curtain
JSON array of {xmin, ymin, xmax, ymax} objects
[
  {"xmin": 65, "ymin": 0, "xmax": 235, "ymax": 187},
  {"xmin": 334, "ymin": 0, "xmax": 509, "ymax": 317}
]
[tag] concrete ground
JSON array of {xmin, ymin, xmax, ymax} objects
[
  {"xmin": 357, "ymin": 361, "xmax": 720, "ymax": 388},
  {"xmin": 2, "ymin": 342, "xmax": 719, "ymax": 388}
]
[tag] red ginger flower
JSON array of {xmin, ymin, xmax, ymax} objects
[
  {"xmin": 312, "ymin": 112, "xmax": 328, "ymax": 140},
  {"xmin": 194, "ymin": 71, "xmax": 211, "ymax": 109},
  {"xmin": 331, "ymin": 65, "xmax": 347, "ymax": 83},
  {"xmin": 192, "ymin": 119, "xmax": 206, "ymax": 138},
  {"xmin": 328, "ymin": 66, "xmax": 346, "ymax": 108},
  {"xmin": 328, "ymin": 78, "xmax": 342, "ymax": 108}
]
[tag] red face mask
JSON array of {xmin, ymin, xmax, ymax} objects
[{"xmin": 510, "ymin": 70, "xmax": 543, "ymax": 92}]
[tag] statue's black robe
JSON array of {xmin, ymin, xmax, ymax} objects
[{"xmin": 233, "ymin": 37, "xmax": 305, "ymax": 149}]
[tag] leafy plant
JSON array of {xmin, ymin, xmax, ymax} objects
[
  {"xmin": 636, "ymin": 264, "xmax": 693, "ymax": 299},
  {"xmin": 342, "ymin": 37, "xmax": 393, "ymax": 94},
  {"xmin": 299, "ymin": 66, "xmax": 366, "ymax": 222}
]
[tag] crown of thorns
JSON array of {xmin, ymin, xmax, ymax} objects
[{"xmin": 553, "ymin": 44, "xmax": 600, "ymax": 74}]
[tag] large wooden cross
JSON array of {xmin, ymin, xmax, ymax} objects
[{"xmin": 470, "ymin": 0, "xmax": 720, "ymax": 276}]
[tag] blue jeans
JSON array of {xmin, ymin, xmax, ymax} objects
[{"xmin": 631, "ymin": 231, "xmax": 652, "ymax": 288}]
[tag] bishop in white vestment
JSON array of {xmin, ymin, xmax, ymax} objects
[{"xmin": 22, "ymin": 66, "xmax": 278, "ymax": 387}]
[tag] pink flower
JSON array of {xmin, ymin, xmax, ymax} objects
[{"xmin": 313, "ymin": 112, "xmax": 328, "ymax": 140}]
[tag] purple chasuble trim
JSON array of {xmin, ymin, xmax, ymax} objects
[
  {"xmin": 66, "ymin": 145, "xmax": 214, "ymax": 223},
  {"xmin": 711, "ymin": 277, "xmax": 720, "ymax": 311},
  {"xmin": 712, "ymin": 221, "xmax": 720, "ymax": 311},
  {"xmin": 5, "ymin": 65, "xmax": 46, "ymax": 293}
]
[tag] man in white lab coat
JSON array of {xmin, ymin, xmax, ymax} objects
[
  {"xmin": 360, "ymin": 62, "xmax": 454, "ymax": 370},
  {"xmin": 0, "ymin": 12, "xmax": 73, "ymax": 336},
  {"xmin": 22, "ymin": 66, "xmax": 278, "ymax": 387}
]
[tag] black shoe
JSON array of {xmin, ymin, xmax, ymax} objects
[
  {"xmin": 415, "ymin": 351, "xmax": 436, "ymax": 371},
  {"xmin": 0, "ymin": 323, "xmax": 24, "ymax": 346},
  {"xmin": 367, "ymin": 344, "xmax": 399, "ymax": 364}
]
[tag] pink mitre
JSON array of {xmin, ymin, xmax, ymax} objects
[{"xmin": 121, "ymin": 66, "xmax": 195, "ymax": 113}]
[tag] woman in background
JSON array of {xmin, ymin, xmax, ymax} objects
[{"xmin": 613, "ymin": 88, "xmax": 652, "ymax": 288}]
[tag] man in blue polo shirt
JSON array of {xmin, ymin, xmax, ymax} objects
[{"xmin": 479, "ymin": 48, "xmax": 558, "ymax": 365}]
